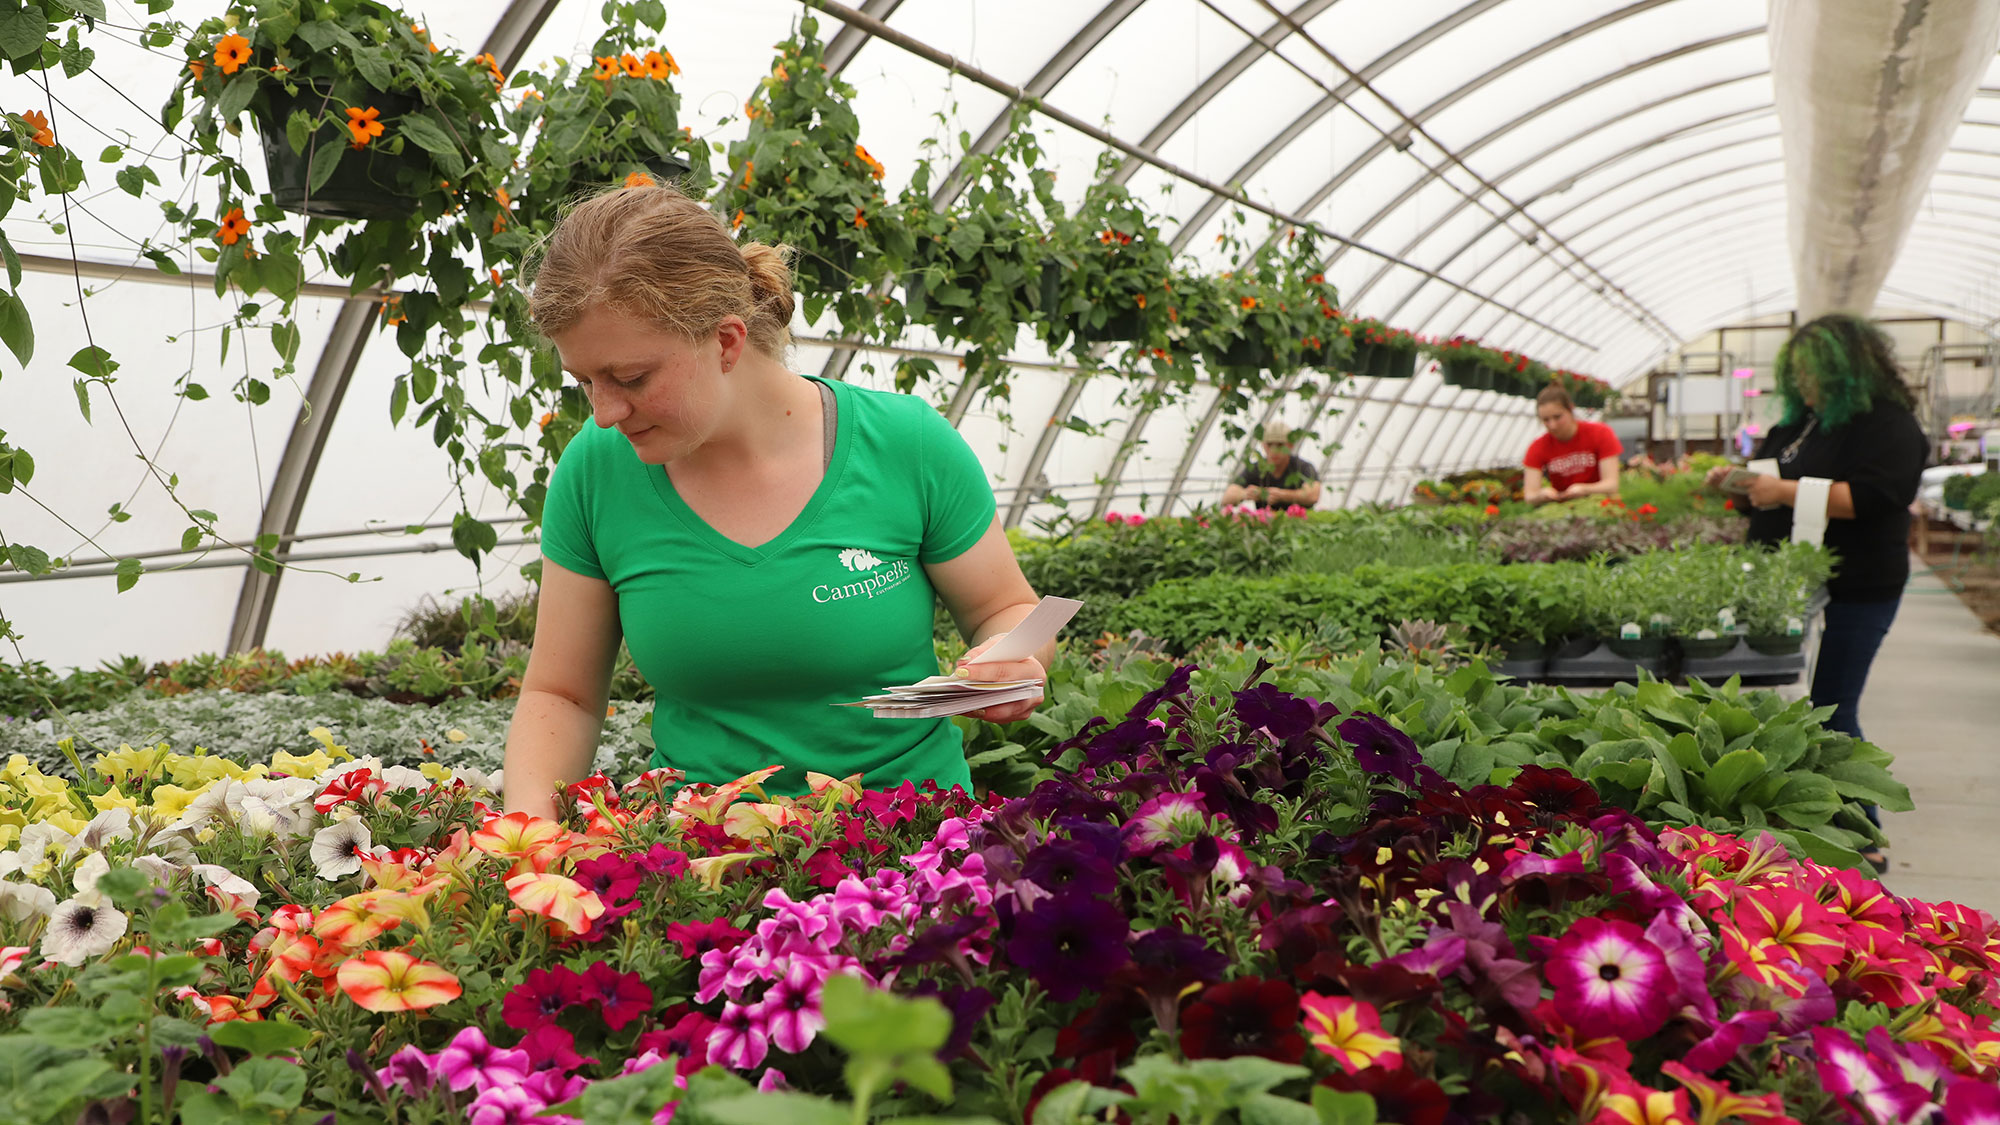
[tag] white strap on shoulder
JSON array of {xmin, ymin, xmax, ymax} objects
[{"xmin": 1792, "ymin": 476, "xmax": 1832, "ymax": 545}]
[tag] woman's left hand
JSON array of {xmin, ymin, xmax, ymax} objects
[{"xmin": 955, "ymin": 634, "xmax": 1046, "ymax": 723}]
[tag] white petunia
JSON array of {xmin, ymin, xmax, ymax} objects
[
  {"xmin": 310, "ymin": 819, "xmax": 374, "ymax": 881},
  {"xmin": 131, "ymin": 855, "xmax": 179, "ymax": 890},
  {"xmin": 71, "ymin": 851, "xmax": 110, "ymax": 897},
  {"xmin": 311, "ymin": 754, "xmax": 383, "ymax": 787},
  {"xmin": 168, "ymin": 779, "xmax": 248, "ymax": 832},
  {"xmin": 381, "ymin": 765, "xmax": 430, "ymax": 792},
  {"xmin": 16, "ymin": 822, "xmax": 80, "ymax": 873},
  {"xmin": 148, "ymin": 833, "xmax": 197, "ymax": 866},
  {"xmin": 0, "ymin": 880, "xmax": 56, "ymax": 923},
  {"xmin": 76, "ymin": 808, "xmax": 134, "ymax": 852},
  {"xmin": 40, "ymin": 891, "xmax": 128, "ymax": 967}
]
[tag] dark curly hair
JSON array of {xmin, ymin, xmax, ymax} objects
[{"xmin": 1773, "ymin": 313, "xmax": 1915, "ymax": 429}]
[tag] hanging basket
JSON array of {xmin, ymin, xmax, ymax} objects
[
  {"xmin": 1039, "ymin": 263, "xmax": 1145, "ymax": 346},
  {"xmin": 256, "ymin": 82, "xmax": 426, "ymax": 221},
  {"xmin": 1370, "ymin": 345, "xmax": 1416, "ymax": 379},
  {"xmin": 1206, "ymin": 334, "xmax": 1279, "ymax": 373}
]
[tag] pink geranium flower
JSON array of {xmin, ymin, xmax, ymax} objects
[{"xmin": 1543, "ymin": 918, "xmax": 1674, "ymax": 1041}]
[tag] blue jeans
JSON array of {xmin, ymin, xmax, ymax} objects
[{"xmin": 1811, "ymin": 596, "xmax": 1902, "ymax": 829}]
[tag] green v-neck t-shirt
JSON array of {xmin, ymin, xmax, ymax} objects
[{"xmin": 537, "ymin": 376, "xmax": 994, "ymax": 794}]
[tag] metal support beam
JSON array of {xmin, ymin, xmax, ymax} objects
[
  {"xmin": 1003, "ymin": 372, "xmax": 1091, "ymax": 529},
  {"xmin": 1335, "ymin": 369, "xmax": 1431, "ymax": 507},
  {"xmin": 225, "ymin": 300, "xmax": 378, "ymax": 652},
  {"xmin": 1157, "ymin": 390, "xmax": 1231, "ymax": 516},
  {"xmin": 1366, "ymin": 383, "xmax": 1462, "ymax": 505},
  {"xmin": 479, "ymin": 0, "xmax": 563, "ymax": 73},
  {"xmin": 822, "ymin": 0, "xmax": 904, "ymax": 75},
  {"xmin": 1089, "ymin": 375, "xmax": 1170, "ymax": 519}
]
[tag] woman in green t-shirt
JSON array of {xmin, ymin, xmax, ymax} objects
[{"xmin": 501, "ymin": 183, "xmax": 1048, "ymax": 818}]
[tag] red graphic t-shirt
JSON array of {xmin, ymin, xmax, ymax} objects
[{"xmin": 1524, "ymin": 420, "xmax": 1622, "ymax": 491}]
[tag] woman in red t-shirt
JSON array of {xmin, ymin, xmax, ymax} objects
[{"xmin": 1522, "ymin": 385, "xmax": 1622, "ymax": 503}]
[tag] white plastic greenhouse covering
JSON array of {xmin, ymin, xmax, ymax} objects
[{"xmin": 6, "ymin": 0, "xmax": 2000, "ymax": 672}]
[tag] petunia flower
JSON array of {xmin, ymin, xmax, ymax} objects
[
  {"xmin": 1542, "ymin": 917, "xmax": 1674, "ymax": 1041},
  {"xmin": 503, "ymin": 965, "xmax": 583, "ymax": 1031},
  {"xmin": 474, "ymin": 811, "xmax": 573, "ymax": 872},
  {"xmin": 1006, "ymin": 892, "xmax": 1130, "ymax": 1003},
  {"xmin": 1021, "ymin": 830, "xmax": 1120, "ymax": 898},
  {"xmin": 666, "ymin": 916, "xmax": 749, "ymax": 960},
  {"xmin": 336, "ymin": 950, "xmax": 461, "ymax": 1012},
  {"xmin": 40, "ymin": 891, "xmax": 127, "ymax": 966},
  {"xmin": 1810, "ymin": 1027, "xmax": 1933, "ymax": 1125},
  {"xmin": 518, "ymin": 1024, "xmax": 595, "ymax": 1074},
  {"xmin": 708, "ymin": 1000, "xmax": 770, "ymax": 1070},
  {"xmin": 310, "ymin": 818, "xmax": 375, "ymax": 880},
  {"xmin": 1181, "ymin": 978, "xmax": 1306, "ymax": 1063},
  {"xmin": 437, "ymin": 1025, "xmax": 532, "ymax": 1094},
  {"xmin": 1337, "ymin": 714, "xmax": 1422, "ymax": 785},
  {"xmin": 1300, "ymin": 992, "xmax": 1402, "ymax": 1072},
  {"xmin": 1120, "ymin": 791, "xmax": 1211, "ymax": 856},
  {"xmin": 580, "ymin": 962, "xmax": 653, "ymax": 1031},
  {"xmin": 506, "ymin": 872, "xmax": 605, "ymax": 935},
  {"xmin": 213, "ymin": 33, "xmax": 251, "ymax": 75},
  {"xmin": 753, "ymin": 958, "xmax": 826, "ymax": 1055},
  {"xmin": 375, "ymin": 1045, "xmax": 434, "ymax": 1096}
]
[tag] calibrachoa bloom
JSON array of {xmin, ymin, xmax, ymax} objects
[
  {"xmin": 336, "ymin": 949, "xmax": 461, "ymax": 1012},
  {"xmin": 1300, "ymin": 992, "xmax": 1401, "ymax": 1072}
]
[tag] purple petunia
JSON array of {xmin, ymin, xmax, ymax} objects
[
  {"xmin": 1336, "ymin": 714, "xmax": 1422, "ymax": 785},
  {"xmin": 437, "ymin": 1026, "xmax": 533, "ymax": 1094},
  {"xmin": 1006, "ymin": 892, "xmax": 1131, "ymax": 1003},
  {"xmin": 375, "ymin": 1044, "xmax": 433, "ymax": 1096},
  {"xmin": 1022, "ymin": 829, "xmax": 1120, "ymax": 899}
]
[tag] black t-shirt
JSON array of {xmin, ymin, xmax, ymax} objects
[
  {"xmin": 1236, "ymin": 457, "xmax": 1319, "ymax": 497},
  {"xmin": 1745, "ymin": 402, "xmax": 1927, "ymax": 602}
]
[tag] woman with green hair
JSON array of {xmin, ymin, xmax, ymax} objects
[{"xmin": 1708, "ymin": 313, "xmax": 1928, "ymax": 871}]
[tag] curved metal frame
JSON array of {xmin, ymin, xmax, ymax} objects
[
  {"xmin": 822, "ymin": 0, "xmax": 906, "ymax": 75},
  {"xmin": 1362, "ymin": 383, "xmax": 1468, "ymax": 504},
  {"xmin": 225, "ymin": 0, "xmax": 566, "ymax": 653}
]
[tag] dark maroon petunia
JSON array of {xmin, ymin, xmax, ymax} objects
[
  {"xmin": 580, "ymin": 962, "xmax": 654, "ymax": 1032},
  {"xmin": 1023, "ymin": 827, "xmax": 1121, "ymax": 898},
  {"xmin": 666, "ymin": 916, "xmax": 750, "ymax": 960},
  {"xmin": 501, "ymin": 965, "xmax": 583, "ymax": 1031},
  {"xmin": 633, "ymin": 844, "xmax": 690, "ymax": 878},
  {"xmin": 1179, "ymin": 978, "xmax": 1306, "ymax": 1063},
  {"xmin": 1337, "ymin": 714, "xmax": 1422, "ymax": 785},
  {"xmin": 1006, "ymin": 892, "xmax": 1131, "ymax": 1004},
  {"xmin": 517, "ymin": 1024, "xmax": 595, "ymax": 1072},
  {"xmin": 1506, "ymin": 764, "xmax": 1600, "ymax": 818},
  {"xmin": 1233, "ymin": 682, "xmax": 1321, "ymax": 740}
]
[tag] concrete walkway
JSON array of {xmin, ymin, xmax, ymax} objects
[{"xmin": 1867, "ymin": 558, "xmax": 2000, "ymax": 916}]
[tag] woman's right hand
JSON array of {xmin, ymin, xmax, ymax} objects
[{"xmin": 1704, "ymin": 464, "xmax": 1733, "ymax": 488}]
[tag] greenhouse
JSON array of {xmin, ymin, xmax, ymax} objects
[{"xmin": 3, "ymin": 0, "xmax": 2000, "ymax": 1121}]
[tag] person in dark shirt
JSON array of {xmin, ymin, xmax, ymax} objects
[
  {"xmin": 1223, "ymin": 421, "xmax": 1322, "ymax": 509},
  {"xmin": 1707, "ymin": 313, "xmax": 1927, "ymax": 870}
]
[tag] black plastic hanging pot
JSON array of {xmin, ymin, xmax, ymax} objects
[{"xmin": 257, "ymin": 80, "xmax": 426, "ymax": 221}]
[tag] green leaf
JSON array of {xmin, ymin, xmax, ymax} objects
[
  {"xmin": 0, "ymin": 291, "xmax": 32, "ymax": 366},
  {"xmin": 1702, "ymin": 746, "xmax": 1769, "ymax": 810},
  {"xmin": 18, "ymin": 1007, "xmax": 112, "ymax": 1049},
  {"xmin": 396, "ymin": 114, "xmax": 466, "ymax": 175},
  {"xmin": 1031, "ymin": 1080, "xmax": 1097, "ymax": 1125},
  {"xmin": 307, "ymin": 139, "xmax": 344, "ymax": 195},
  {"xmin": 142, "ymin": 248, "xmax": 181, "ymax": 275},
  {"xmin": 1241, "ymin": 1092, "xmax": 1321, "ymax": 1125},
  {"xmin": 5, "ymin": 544, "xmax": 51, "ymax": 574},
  {"xmin": 114, "ymin": 163, "xmax": 160, "ymax": 197},
  {"xmin": 269, "ymin": 321, "xmax": 300, "ymax": 362},
  {"xmin": 216, "ymin": 73, "xmax": 257, "ymax": 120},
  {"xmin": 59, "ymin": 39, "xmax": 93, "ymax": 78},
  {"xmin": 1823, "ymin": 760, "xmax": 1914, "ymax": 812},
  {"xmin": 67, "ymin": 344, "xmax": 117, "ymax": 378},
  {"xmin": 820, "ymin": 973, "xmax": 952, "ymax": 1057},
  {"xmin": 71, "ymin": 0, "xmax": 111, "ymax": 20},
  {"xmin": 0, "ymin": 231, "xmax": 18, "ymax": 287},
  {"xmin": 450, "ymin": 513, "xmax": 498, "ymax": 562},
  {"xmin": 212, "ymin": 1056, "xmax": 307, "ymax": 1109},
  {"xmin": 700, "ymin": 1093, "xmax": 850, "ymax": 1125},
  {"xmin": 0, "ymin": 9, "xmax": 49, "ymax": 61},
  {"xmin": 1311, "ymin": 1086, "xmax": 1378, "ymax": 1125},
  {"xmin": 351, "ymin": 45, "xmax": 394, "ymax": 90},
  {"xmin": 9, "ymin": 447, "xmax": 30, "ymax": 485},
  {"xmin": 545, "ymin": 1062, "xmax": 686, "ymax": 1125},
  {"xmin": 209, "ymin": 1019, "xmax": 313, "ymax": 1057},
  {"xmin": 72, "ymin": 378, "xmax": 91, "ymax": 421},
  {"xmin": 285, "ymin": 109, "xmax": 312, "ymax": 157},
  {"xmin": 115, "ymin": 556, "xmax": 141, "ymax": 592}
]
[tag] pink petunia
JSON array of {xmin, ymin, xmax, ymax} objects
[
  {"xmin": 754, "ymin": 958, "xmax": 828, "ymax": 1054},
  {"xmin": 708, "ymin": 1000, "xmax": 770, "ymax": 1070},
  {"xmin": 437, "ymin": 1026, "xmax": 533, "ymax": 1094},
  {"xmin": 1543, "ymin": 918, "xmax": 1674, "ymax": 1041},
  {"xmin": 1810, "ymin": 1028, "xmax": 1932, "ymax": 1125}
]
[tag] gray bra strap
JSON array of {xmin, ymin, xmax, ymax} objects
[{"xmin": 817, "ymin": 380, "xmax": 837, "ymax": 473}]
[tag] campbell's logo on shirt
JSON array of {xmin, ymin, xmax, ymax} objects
[
  {"xmin": 1543, "ymin": 451, "xmax": 1600, "ymax": 481},
  {"xmin": 814, "ymin": 548, "xmax": 912, "ymax": 603}
]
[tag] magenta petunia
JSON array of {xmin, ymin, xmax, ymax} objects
[
  {"xmin": 1542, "ymin": 917, "xmax": 1674, "ymax": 1041},
  {"xmin": 374, "ymin": 1044, "xmax": 433, "ymax": 1096},
  {"xmin": 708, "ymin": 1000, "xmax": 771, "ymax": 1070},
  {"xmin": 571, "ymin": 853, "xmax": 642, "ymax": 903},
  {"xmin": 1946, "ymin": 1075, "xmax": 2000, "ymax": 1125},
  {"xmin": 502, "ymin": 965, "xmax": 584, "ymax": 1031},
  {"xmin": 1120, "ymin": 791, "xmax": 1211, "ymax": 856},
  {"xmin": 753, "ymin": 958, "xmax": 827, "ymax": 1054},
  {"xmin": 437, "ymin": 1026, "xmax": 533, "ymax": 1094},
  {"xmin": 580, "ymin": 961, "xmax": 654, "ymax": 1031},
  {"xmin": 1811, "ymin": 1028, "xmax": 1933, "ymax": 1125},
  {"xmin": 666, "ymin": 916, "xmax": 749, "ymax": 961}
]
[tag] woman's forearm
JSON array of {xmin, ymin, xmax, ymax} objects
[
  {"xmin": 970, "ymin": 601, "xmax": 1056, "ymax": 673},
  {"xmin": 503, "ymin": 688, "xmax": 607, "ymax": 818}
]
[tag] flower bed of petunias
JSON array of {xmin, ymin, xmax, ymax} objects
[{"xmin": 1, "ymin": 670, "xmax": 1996, "ymax": 1124}]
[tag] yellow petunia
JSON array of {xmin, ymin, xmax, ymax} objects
[
  {"xmin": 0, "ymin": 821, "xmax": 19, "ymax": 850},
  {"xmin": 42, "ymin": 809, "xmax": 88, "ymax": 837},
  {"xmin": 166, "ymin": 753, "xmax": 242, "ymax": 788},
  {"xmin": 308, "ymin": 727, "xmax": 351, "ymax": 759},
  {"xmin": 272, "ymin": 749, "xmax": 335, "ymax": 779},
  {"xmin": 418, "ymin": 762, "xmax": 453, "ymax": 783},
  {"xmin": 89, "ymin": 787, "xmax": 143, "ymax": 816},
  {"xmin": 146, "ymin": 784, "xmax": 205, "ymax": 826},
  {"xmin": 94, "ymin": 743, "xmax": 170, "ymax": 784},
  {"xmin": 18, "ymin": 771, "xmax": 75, "ymax": 818}
]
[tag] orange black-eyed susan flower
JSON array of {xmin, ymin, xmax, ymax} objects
[
  {"xmin": 473, "ymin": 52, "xmax": 504, "ymax": 85},
  {"xmin": 20, "ymin": 110, "xmax": 54, "ymax": 148},
  {"xmin": 492, "ymin": 211, "xmax": 508, "ymax": 234},
  {"xmin": 539, "ymin": 412, "xmax": 553, "ymax": 430},
  {"xmin": 1240, "ymin": 296, "xmax": 1259, "ymax": 310},
  {"xmin": 624, "ymin": 171, "xmax": 652, "ymax": 188},
  {"xmin": 593, "ymin": 56, "xmax": 620, "ymax": 81},
  {"xmin": 411, "ymin": 25, "xmax": 441, "ymax": 53},
  {"xmin": 491, "ymin": 268, "xmax": 505, "ymax": 287},
  {"xmin": 741, "ymin": 161, "xmax": 753, "ymax": 188},
  {"xmin": 187, "ymin": 59, "xmax": 206, "ymax": 80},
  {"xmin": 518, "ymin": 89, "xmax": 543, "ymax": 108},
  {"xmin": 1099, "ymin": 230, "xmax": 1116, "ymax": 244},
  {"xmin": 732, "ymin": 209, "xmax": 745, "ymax": 231},
  {"xmin": 620, "ymin": 53, "xmax": 646, "ymax": 78},
  {"xmin": 854, "ymin": 144, "xmax": 885, "ymax": 180},
  {"xmin": 495, "ymin": 186, "xmax": 511, "ymax": 209},
  {"xmin": 214, "ymin": 33, "xmax": 251, "ymax": 75},
  {"xmin": 644, "ymin": 50, "xmax": 677, "ymax": 79},
  {"xmin": 853, "ymin": 206, "xmax": 867, "ymax": 228},
  {"xmin": 382, "ymin": 295, "xmax": 406, "ymax": 325},
  {"xmin": 1135, "ymin": 294, "xmax": 1147, "ymax": 309},
  {"xmin": 773, "ymin": 63, "xmax": 790, "ymax": 83},
  {"xmin": 345, "ymin": 106, "xmax": 384, "ymax": 148},
  {"xmin": 215, "ymin": 206, "xmax": 251, "ymax": 245},
  {"xmin": 1307, "ymin": 273, "xmax": 1324, "ymax": 284}
]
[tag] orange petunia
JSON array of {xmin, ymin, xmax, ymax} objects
[
  {"xmin": 624, "ymin": 170, "xmax": 652, "ymax": 188},
  {"xmin": 854, "ymin": 144, "xmax": 885, "ymax": 180},
  {"xmin": 20, "ymin": 110, "xmax": 54, "ymax": 149},
  {"xmin": 644, "ymin": 50, "xmax": 678, "ymax": 80},
  {"xmin": 214, "ymin": 33, "xmax": 251, "ymax": 76},
  {"xmin": 215, "ymin": 206, "xmax": 251, "ymax": 246},
  {"xmin": 505, "ymin": 871, "xmax": 605, "ymax": 935},
  {"xmin": 593, "ymin": 55, "xmax": 620, "ymax": 82},
  {"xmin": 345, "ymin": 105, "xmax": 383, "ymax": 148},
  {"xmin": 620, "ymin": 52, "xmax": 646, "ymax": 78},
  {"xmin": 336, "ymin": 949, "xmax": 461, "ymax": 1012}
]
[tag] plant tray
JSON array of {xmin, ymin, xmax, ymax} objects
[
  {"xmin": 1680, "ymin": 637, "xmax": 1806, "ymax": 687},
  {"xmin": 1491, "ymin": 656, "xmax": 1546, "ymax": 681},
  {"xmin": 1544, "ymin": 639, "xmax": 1667, "ymax": 684}
]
